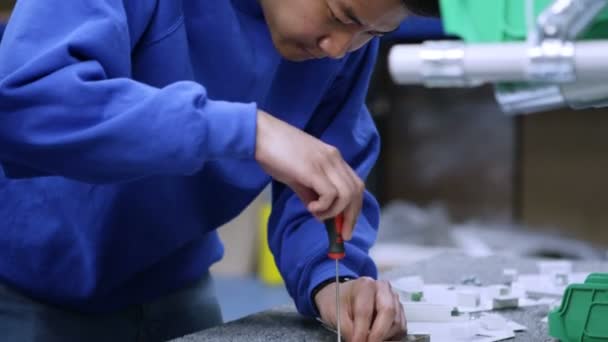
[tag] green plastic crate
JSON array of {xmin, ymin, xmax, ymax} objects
[
  {"xmin": 440, "ymin": 0, "xmax": 608, "ymax": 43},
  {"xmin": 548, "ymin": 273, "xmax": 608, "ymax": 342}
]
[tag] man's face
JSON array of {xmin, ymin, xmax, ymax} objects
[{"xmin": 259, "ymin": 0, "xmax": 408, "ymax": 61}]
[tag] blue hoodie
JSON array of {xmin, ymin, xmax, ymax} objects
[{"xmin": 0, "ymin": 0, "xmax": 380, "ymax": 317}]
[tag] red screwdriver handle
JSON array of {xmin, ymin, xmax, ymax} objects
[{"xmin": 325, "ymin": 213, "xmax": 345, "ymax": 260}]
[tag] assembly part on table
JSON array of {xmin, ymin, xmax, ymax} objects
[{"xmin": 172, "ymin": 253, "xmax": 608, "ymax": 342}]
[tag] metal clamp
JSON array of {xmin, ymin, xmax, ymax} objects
[
  {"xmin": 527, "ymin": 0, "xmax": 608, "ymax": 82},
  {"xmin": 419, "ymin": 41, "xmax": 481, "ymax": 88},
  {"xmin": 527, "ymin": 39, "xmax": 575, "ymax": 82}
]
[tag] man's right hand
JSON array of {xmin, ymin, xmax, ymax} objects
[{"xmin": 254, "ymin": 110, "xmax": 364, "ymax": 240}]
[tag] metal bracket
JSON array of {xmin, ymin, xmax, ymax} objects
[
  {"xmin": 419, "ymin": 41, "xmax": 481, "ymax": 88},
  {"xmin": 495, "ymin": 83, "xmax": 566, "ymax": 114},
  {"xmin": 532, "ymin": 0, "xmax": 608, "ymax": 43}
]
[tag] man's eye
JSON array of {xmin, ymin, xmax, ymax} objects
[{"xmin": 328, "ymin": 8, "xmax": 341, "ymax": 24}]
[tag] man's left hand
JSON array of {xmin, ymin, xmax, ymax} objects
[{"xmin": 314, "ymin": 277, "xmax": 406, "ymax": 342}]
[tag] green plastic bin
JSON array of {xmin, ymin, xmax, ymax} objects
[
  {"xmin": 440, "ymin": 0, "xmax": 608, "ymax": 43},
  {"xmin": 548, "ymin": 273, "xmax": 608, "ymax": 342}
]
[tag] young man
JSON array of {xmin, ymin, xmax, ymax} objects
[{"xmin": 0, "ymin": 0, "xmax": 439, "ymax": 341}]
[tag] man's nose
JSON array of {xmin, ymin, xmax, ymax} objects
[{"xmin": 318, "ymin": 30, "xmax": 356, "ymax": 59}]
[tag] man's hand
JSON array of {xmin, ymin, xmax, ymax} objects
[
  {"xmin": 255, "ymin": 110, "xmax": 364, "ymax": 239},
  {"xmin": 314, "ymin": 277, "xmax": 406, "ymax": 342}
]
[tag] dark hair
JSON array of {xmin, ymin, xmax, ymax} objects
[{"xmin": 402, "ymin": 0, "xmax": 441, "ymax": 17}]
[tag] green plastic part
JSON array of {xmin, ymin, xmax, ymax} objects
[
  {"xmin": 548, "ymin": 273, "xmax": 608, "ymax": 342},
  {"xmin": 411, "ymin": 292, "xmax": 424, "ymax": 302},
  {"xmin": 439, "ymin": 0, "xmax": 608, "ymax": 43}
]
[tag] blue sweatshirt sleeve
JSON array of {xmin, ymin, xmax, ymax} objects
[
  {"xmin": 0, "ymin": 0, "xmax": 257, "ymax": 183},
  {"xmin": 268, "ymin": 40, "xmax": 381, "ymax": 317}
]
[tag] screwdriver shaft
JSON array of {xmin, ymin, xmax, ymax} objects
[{"xmin": 336, "ymin": 259, "xmax": 341, "ymax": 342}]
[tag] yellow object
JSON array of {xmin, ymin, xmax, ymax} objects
[{"xmin": 257, "ymin": 202, "xmax": 283, "ymax": 285}]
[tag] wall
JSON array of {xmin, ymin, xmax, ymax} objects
[{"xmin": 521, "ymin": 108, "xmax": 608, "ymax": 246}]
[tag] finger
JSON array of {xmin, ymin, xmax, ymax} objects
[
  {"xmin": 341, "ymin": 188, "xmax": 362, "ymax": 241},
  {"xmin": 402, "ymin": 299, "xmax": 407, "ymax": 335},
  {"xmin": 394, "ymin": 292, "xmax": 403, "ymax": 331},
  {"xmin": 369, "ymin": 281, "xmax": 397, "ymax": 342},
  {"xmin": 338, "ymin": 161, "xmax": 364, "ymax": 240},
  {"xmin": 393, "ymin": 281, "xmax": 407, "ymax": 335},
  {"xmin": 336, "ymin": 161, "xmax": 362, "ymax": 240},
  {"xmin": 291, "ymin": 183, "xmax": 319, "ymax": 208},
  {"xmin": 352, "ymin": 278, "xmax": 376, "ymax": 342},
  {"xmin": 316, "ymin": 161, "xmax": 353, "ymax": 221},
  {"xmin": 386, "ymin": 292, "xmax": 407, "ymax": 341},
  {"xmin": 390, "ymin": 285, "xmax": 401, "ymax": 331},
  {"xmin": 339, "ymin": 304, "xmax": 355, "ymax": 342},
  {"xmin": 307, "ymin": 171, "xmax": 338, "ymax": 216},
  {"xmin": 341, "ymin": 281, "xmax": 357, "ymax": 342}
]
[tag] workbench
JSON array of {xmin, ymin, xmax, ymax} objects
[{"xmin": 173, "ymin": 253, "xmax": 608, "ymax": 341}]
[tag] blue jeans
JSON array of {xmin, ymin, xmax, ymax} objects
[{"xmin": 0, "ymin": 273, "xmax": 223, "ymax": 342}]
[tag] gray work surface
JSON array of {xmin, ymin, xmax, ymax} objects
[{"xmin": 173, "ymin": 253, "xmax": 608, "ymax": 341}]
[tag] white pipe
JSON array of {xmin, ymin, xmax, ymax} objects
[
  {"xmin": 389, "ymin": 41, "xmax": 608, "ymax": 86},
  {"xmin": 574, "ymin": 43, "xmax": 608, "ymax": 80}
]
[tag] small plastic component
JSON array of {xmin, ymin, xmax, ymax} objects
[
  {"xmin": 461, "ymin": 275, "xmax": 482, "ymax": 286},
  {"xmin": 393, "ymin": 276, "xmax": 425, "ymax": 302},
  {"xmin": 457, "ymin": 290, "xmax": 481, "ymax": 307},
  {"xmin": 492, "ymin": 296, "xmax": 520, "ymax": 310},
  {"xmin": 402, "ymin": 302, "xmax": 462, "ymax": 322},
  {"xmin": 555, "ymin": 273, "xmax": 570, "ymax": 286},
  {"xmin": 410, "ymin": 291, "xmax": 424, "ymax": 302},
  {"xmin": 503, "ymin": 269, "xmax": 519, "ymax": 285},
  {"xmin": 498, "ymin": 285, "xmax": 511, "ymax": 296}
]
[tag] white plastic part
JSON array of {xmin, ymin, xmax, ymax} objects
[
  {"xmin": 498, "ymin": 285, "xmax": 511, "ymax": 296},
  {"xmin": 392, "ymin": 276, "xmax": 425, "ymax": 302},
  {"xmin": 450, "ymin": 321, "xmax": 481, "ymax": 340},
  {"xmin": 457, "ymin": 290, "xmax": 481, "ymax": 307},
  {"xmin": 480, "ymin": 313, "xmax": 509, "ymax": 331},
  {"xmin": 554, "ymin": 273, "xmax": 569, "ymax": 286},
  {"xmin": 502, "ymin": 269, "xmax": 519, "ymax": 284},
  {"xmin": 401, "ymin": 302, "xmax": 461, "ymax": 322},
  {"xmin": 537, "ymin": 260, "xmax": 573, "ymax": 275},
  {"xmin": 492, "ymin": 296, "xmax": 520, "ymax": 309}
]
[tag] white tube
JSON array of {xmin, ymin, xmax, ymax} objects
[
  {"xmin": 461, "ymin": 44, "xmax": 529, "ymax": 82},
  {"xmin": 574, "ymin": 42, "xmax": 608, "ymax": 80},
  {"xmin": 389, "ymin": 41, "xmax": 608, "ymax": 86}
]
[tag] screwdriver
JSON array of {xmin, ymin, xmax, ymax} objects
[{"xmin": 324, "ymin": 213, "xmax": 345, "ymax": 342}]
